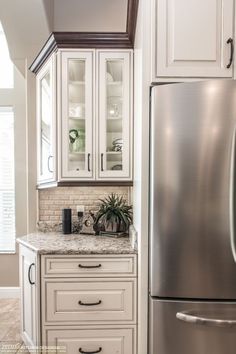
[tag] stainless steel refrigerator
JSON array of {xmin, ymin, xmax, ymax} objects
[{"xmin": 149, "ymin": 80, "xmax": 236, "ymax": 354}]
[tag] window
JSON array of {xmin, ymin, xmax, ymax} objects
[
  {"xmin": 0, "ymin": 22, "xmax": 13, "ymax": 88},
  {"xmin": 0, "ymin": 108, "xmax": 15, "ymax": 252},
  {"xmin": 0, "ymin": 22, "xmax": 15, "ymax": 252}
]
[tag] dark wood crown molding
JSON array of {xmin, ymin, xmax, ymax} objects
[{"xmin": 30, "ymin": 0, "xmax": 139, "ymax": 74}]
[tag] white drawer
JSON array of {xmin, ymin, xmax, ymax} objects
[
  {"xmin": 43, "ymin": 279, "xmax": 136, "ymax": 324},
  {"xmin": 43, "ymin": 327, "xmax": 135, "ymax": 354},
  {"xmin": 42, "ymin": 255, "xmax": 136, "ymax": 278}
]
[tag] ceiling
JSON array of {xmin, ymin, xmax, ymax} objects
[{"xmin": 0, "ymin": 0, "xmax": 128, "ymax": 70}]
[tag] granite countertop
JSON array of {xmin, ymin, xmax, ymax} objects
[{"xmin": 17, "ymin": 232, "xmax": 137, "ymax": 255}]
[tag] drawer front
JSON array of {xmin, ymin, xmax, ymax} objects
[
  {"xmin": 43, "ymin": 279, "xmax": 136, "ymax": 324},
  {"xmin": 42, "ymin": 255, "xmax": 136, "ymax": 278},
  {"xmin": 44, "ymin": 328, "xmax": 135, "ymax": 354}
]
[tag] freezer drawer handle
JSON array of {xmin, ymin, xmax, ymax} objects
[
  {"xmin": 79, "ymin": 348, "xmax": 102, "ymax": 354},
  {"xmin": 176, "ymin": 311, "xmax": 236, "ymax": 327}
]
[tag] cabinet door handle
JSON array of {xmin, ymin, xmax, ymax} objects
[
  {"xmin": 79, "ymin": 348, "xmax": 102, "ymax": 354},
  {"xmin": 78, "ymin": 300, "xmax": 102, "ymax": 306},
  {"xmin": 101, "ymin": 153, "xmax": 104, "ymax": 171},
  {"xmin": 47, "ymin": 155, "xmax": 53, "ymax": 173},
  {"xmin": 227, "ymin": 38, "xmax": 234, "ymax": 69},
  {"xmin": 88, "ymin": 153, "xmax": 91, "ymax": 172},
  {"xmin": 78, "ymin": 264, "xmax": 102, "ymax": 269},
  {"xmin": 28, "ymin": 263, "xmax": 35, "ymax": 285}
]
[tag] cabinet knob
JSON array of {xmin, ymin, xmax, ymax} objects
[{"xmin": 227, "ymin": 38, "xmax": 234, "ymax": 69}]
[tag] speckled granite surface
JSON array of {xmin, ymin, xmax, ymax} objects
[{"xmin": 17, "ymin": 232, "xmax": 137, "ymax": 255}]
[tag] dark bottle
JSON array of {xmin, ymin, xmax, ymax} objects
[{"xmin": 62, "ymin": 208, "xmax": 72, "ymax": 234}]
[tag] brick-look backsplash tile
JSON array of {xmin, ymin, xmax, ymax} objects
[{"xmin": 38, "ymin": 186, "xmax": 131, "ymax": 223}]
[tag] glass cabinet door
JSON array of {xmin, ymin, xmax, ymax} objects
[
  {"xmin": 37, "ymin": 57, "xmax": 56, "ymax": 184},
  {"xmin": 98, "ymin": 51, "xmax": 132, "ymax": 179},
  {"xmin": 60, "ymin": 51, "xmax": 94, "ymax": 179}
]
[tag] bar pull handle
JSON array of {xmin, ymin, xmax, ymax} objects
[
  {"xmin": 101, "ymin": 153, "xmax": 104, "ymax": 171},
  {"xmin": 79, "ymin": 348, "xmax": 102, "ymax": 354},
  {"xmin": 88, "ymin": 153, "xmax": 91, "ymax": 172},
  {"xmin": 176, "ymin": 311, "xmax": 236, "ymax": 327},
  {"xmin": 28, "ymin": 263, "xmax": 35, "ymax": 285},
  {"xmin": 230, "ymin": 127, "xmax": 236, "ymax": 262},
  {"xmin": 78, "ymin": 300, "xmax": 102, "ymax": 306},
  {"xmin": 47, "ymin": 155, "xmax": 53, "ymax": 173},
  {"xmin": 227, "ymin": 38, "xmax": 234, "ymax": 69},
  {"xmin": 78, "ymin": 264, "xmax": 102, "ymax": 269}
]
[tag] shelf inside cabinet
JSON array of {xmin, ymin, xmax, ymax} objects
[
  {"xmin": 69, "ymin": 81, "xmax": 85, "ymax": 85},
  {"xmin": 106, "ymin": 151, "xmax": 122, "ymax": 161}
]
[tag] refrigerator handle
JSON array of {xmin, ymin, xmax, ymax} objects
[
  {"xmin": 176, "ymin": 311, "xmax": 236, "ymax": 327},
  {"xmin": 229, "ymin": 127, "xmax": 236, "ymax": 262}
]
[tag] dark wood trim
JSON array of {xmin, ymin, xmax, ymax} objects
[
  {"xmin": 30, "ymin": 0, "xmax": 139, "ymax": 74},
  {"xmin": 30, "ymin": 32, "xmax": 132, "ymax": 74},
  {"xmin": 37, "ymin": 180, "xmax": 133, "ymax": 189},
  {"xmin": 126, "ymin": 0, "xmax": 139, "ymax": 46}
]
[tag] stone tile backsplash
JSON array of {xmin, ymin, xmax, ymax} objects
[{"xmin": 38, "ymin": 186, "xmax": 131, "ymax": 224}]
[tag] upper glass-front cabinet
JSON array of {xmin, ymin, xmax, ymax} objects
[
  {"xmin": 98, "ymin": 51, "xmax": 132, "ymax": 179},
  {"xmin": 36, "ymin": 57, "xmax": 56, "ymax": 184},
  {"xmin": 60, "ymin": 51, "xmax": 94, "ymax": 179}
]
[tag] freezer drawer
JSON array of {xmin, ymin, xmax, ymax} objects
[{"xmin": 149, "ymin": 298, "xmax": 236, "ymax": 354}]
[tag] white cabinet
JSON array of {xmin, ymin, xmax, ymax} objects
[
  {"xmin": 97, "ymin": 51, "xmax": 132, "ymax": 179},
  {"xmin": 152, "ymin": 0, "xmax": 234, "ymax": 80},
  {"xmin": 44, "ymin": 327, "xmax": 135, "ymax": 354},
  {"xmin": 19, "ymin": 245, "xmax": 40, "ymax": 352},
  {"xmin": 60, "ymin": 51, "xmax": 94, "ymax": 180},
  {"xmin": 36, "ymin": 49, "xmax": 133, "ymax": 186},
  {"xmin": 36, "ymin": 56, "xmax": 57, "ymax": 184},
  {"xmin": 19, "ymin": 252, "xmax": 137, "ymax": 354}
]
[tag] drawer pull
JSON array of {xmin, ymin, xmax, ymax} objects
[
  {"xmin": 79, "ymin": 348, "xmax": 102, "ymax": 354},
  {"xmin": 78, "ymin": 264, "xmax": 102, "ymax": 269},
  {"xmin": 78, "ymin": 300, "xmax": 102, "ymax": 306}
]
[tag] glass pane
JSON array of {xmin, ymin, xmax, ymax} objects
[
  {"xmin": 68, "ymin": 59, "xmax": 86, "ymax": 172},
  {"xmin": 0, "ymin": 22, "xmax": 13, "ymax": 89},
  {"xmin": 0, "ymin": 107, "xmax": 15, "ymax": 252},
  {"xmin": 105, "ymin": 59, "xmax": 124, "ymax": 171},
  {"xmin": 40, "ymin": 70, "xmax": 52, "ymax": 177}
]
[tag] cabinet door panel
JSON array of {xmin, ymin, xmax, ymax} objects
[
  {"xmin": 19, "ymin": 245, "xmax": 39, "ymax": 350},
  {"xmin": 60, "ymin": 51, "xmax": 94, "ymax": 180},
  {"xmin": 97, "ymin": 51, "xmax": 132, "ymax": 179},
  {"xmin": 37, "ymin": 57, "xmax": 56, "ymax": 184},
  {"xmin": 154, "ymin": 0, "xmax": 234, "ymax": 78},
  {"xmin": 44, "ymin": 328, "xmax": 135, "ymax": 354},
  {"xmin": 43, "ymin": 279, "xmax": 136, "ymax": 324}
]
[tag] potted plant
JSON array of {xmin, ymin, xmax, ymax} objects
[{"xmin": 94, "ymin": 193, "xmax": 133, "ymax": 234}]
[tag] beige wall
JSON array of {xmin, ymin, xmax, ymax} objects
[
  {"xmin": 53, "ymin": 0, "xmax": 128, "ymax": 32},
  {"xmin": 0, "ymin": 64, "xmax": 27, "ymax": 287}
]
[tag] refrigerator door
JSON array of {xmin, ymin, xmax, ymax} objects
[
  {"xmin": 150, "ymin": 80, "xmax": 236, "ymax": 299},
  {"xmin": 150, "ymin": 298, "xmax": 236, "ymax": 354}
]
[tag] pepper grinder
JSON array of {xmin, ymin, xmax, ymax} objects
[{"xmin": 62, "ymin": 208, "xmax": 72, "ymax": 234}]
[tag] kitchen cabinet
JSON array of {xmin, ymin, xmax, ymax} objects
[
  {"xmin": 36, "ymin": 49, "xmax": 133, "ymax": 186},
  {"xmin": 36, "ymin": 56, "xmax": 57, "ymax": 184},
  {"xmin": 18, "ymin": 239, "xmax": 137, "ymax": 354},
  {"xmin": 19, "ymin": 245, "xmax": 40, "ymax": 351},
  {"xmin": 152, "ymin": 0, "xmax": 234, "ymax": 81}
]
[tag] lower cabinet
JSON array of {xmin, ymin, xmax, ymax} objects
[
  {"xmin": 19, "ymin": 249, "xmax": 137, "ymax": 354},
  {"xmin": 19, "ymin": 245, "xmax": 40, "ymax": 351},
  {"xmin": 43, "ymin": 327, "xmax": 136, "ymax": 354}
]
